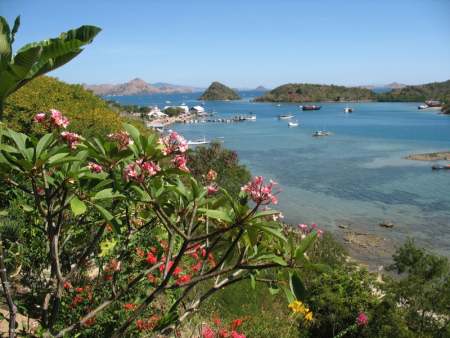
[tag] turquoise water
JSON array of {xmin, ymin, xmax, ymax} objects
[{"xmin": 111, "ymin": 93, "xmax": 450, "ymax": 256}]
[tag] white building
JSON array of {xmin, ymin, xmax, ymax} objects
[
  {"xmin": 147, "ymin": 106, "xmax": 167, "ymax": 119},
  {"xmin": 190, "ymin": 105, "xmax": 205, "ymax": 114}
]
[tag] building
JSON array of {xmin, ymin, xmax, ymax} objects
[
  {"xmin": 189, "ymin": 105, "xmax": 205, "ymax": 114},
  {"xmin": 146, "ymin": 106, "xmax": 167, "ymax": 119}
]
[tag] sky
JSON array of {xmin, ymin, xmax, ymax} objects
[{"xmin": 2, "ymin": 0, "xmax": 450, "ymax": 88}]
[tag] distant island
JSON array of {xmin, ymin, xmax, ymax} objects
[
  {"xmin": 199, "ymin": 81, "xmax": 241, "ymax": 101},
  {"xmin": 84, "ymin": 78, "xmax": 202, "ymax": 96},
  {"xmin": 254, "ymin": 83, "xmax": 376, "ymax": 102},
  {"xmin": 405, "ymin": 151, "xmax": 450, "ymax": 161}
]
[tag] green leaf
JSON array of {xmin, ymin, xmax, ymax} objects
[
  {"xmin": 269, "ymin": 286, "xmax": 280, "ymax": 295},
  {"xmin": 295, "ymin": 232, "xmax": 317, "ymax": 260},
  {"xmin": 130, "ymin": 185, "xmax": 151, "ymax": 202},
  {"xmin": 94, "ymin": 204, "xmax": 113, "ymax": 221},
  {"xmin": 48, "ymin": 152, "xmax": 69, "ymax": 164},
  {"xmin": 123, "ymin": 123, "xmax": 141, "ymax": 150},
  {"xmin": 251, "ymin": 209, "xmax": 280, "ymax": 220},
  {"xmin": 256, "ymin": 224, "xmax": 287, "ymax": 242},
  {"xmin": 70, "ymin": 197, "xmax": 86, "ymax": 216},
  {"xmin": 290, "ymin": 272, "xmax": 307, "ymax": 301},
  {"xmin": 250, "ymin": 274, "xmax": 256, "ymax": 290},
  {"xmin": 35, "ymin": 133, "xmax": 53, "ymax": 160},
  {"xmin": 256, "ymin": 254, "xmax": 287, "ymax": 266},
  {"xmin": 282, "ymin": 285, "xmax": 295, "ymax": 304},
  {"xmin": 92, "ymin": 188, "xmax": 124, "ymax": 201},
  {"xmin": 99, "ymin": 238, "xmax": 117, "ymax": 257},
  {"xmin": 198, "ymin": 208, "xmax": 233, "ymax": 223}
]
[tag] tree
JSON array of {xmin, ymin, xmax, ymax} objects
[{"xmin": 0, "ymin": 16, "xmax": 100, "ymax": 118}]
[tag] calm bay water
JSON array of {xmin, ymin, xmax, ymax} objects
[{"xmin": 111, "ymin": 92, "xmax": 450, "ymax": 256}]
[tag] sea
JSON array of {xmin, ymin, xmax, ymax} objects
[{"xmin": 109, "ymin": 91, "xmax": 450, "ymax": 259}]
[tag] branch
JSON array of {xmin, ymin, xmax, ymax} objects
[{"xmin": 0, "ymin": 234, "xmax": 17, "ymax": 338}]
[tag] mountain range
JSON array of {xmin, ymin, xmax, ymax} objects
[{"xmin": 83, "ymin": 78, "xmax": 203, "ymax": 96}]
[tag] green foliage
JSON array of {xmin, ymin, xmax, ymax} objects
[
  {"xmin": 3, "ymin": 76, "xmax": 148, "ymax": 138},
  {"xmin": 377, "ymin": 80, "xmax": 450, "ymax": 103},
  {"xmin": 0, "ymin": 16, "xmax": 100, "ymax": 114},
  {"xmin": 199, "ymin": 81, "xmax": 241, "ymax": 100},
  {"xmin": 164, "ymin": 106, "xmax": 185, "ymax": 117},
  {"xmin": 187, "ymin": 142, "xmax": 251, "ymax": 198},
  {"xmin": 255, "ymin": 83, "xmax": 376, "ymax": 102}
]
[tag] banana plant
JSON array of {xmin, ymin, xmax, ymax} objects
[{"xmin": 0, "ymin": 16, "xmax": 101, "ymax": 118}]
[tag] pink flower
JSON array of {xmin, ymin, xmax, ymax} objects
[
  {"xmin": 123, "ymin": 162, "xmax": 140, "ymax": 182},
  {"xmin": 108, "ymin": 131, "xmax": 133, "ymax": 151},
  {"xmin": 87, "ymin": 162, "xmax": 102, "ymax": 173},
  {"xmin": 298, "ymin": 224, "xmax": 309, "ymax": 233},
  {"xmin": 159, "ymin": 131, "xmax": 188, "ymax": 155},
  {"xmin": 202, "ymin": 325, "xmax": 215, "ymax": 338},
  {"xmin": 231, "ymin": 331, "xmax": 246, "ymax": 338},
  {"xmin": 141, "ymin": 161, "xmax": 160, "ymax": 176},
  {"xmin": 317, "ymin": 229, "xmax": 324, "ymax": 237},
  {"xmin": 172, "ymin": 155, "xmax": 189, "ymax": 172},
  {"xmin": 207, "ymin": 184, "xmax": 219, "ymax": 196},
  {"xmin": 356, "ymin": 312, "xmax": 368, "ymax": 327},
  {"xmin": 34, "ymin": 113, "xmax": 46, "ymax": 123},
  {"xmin": 241, "ymin": 176, "xmax": 279, "ymax": 205},
  {"xmin": 60, "ymin": 131, "xmax": 80, "ymax": 149},
  {"xmin": 50, "ymin": 109, "xmax": 70, "ymax": 128}
]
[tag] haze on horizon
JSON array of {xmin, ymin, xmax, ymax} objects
[{"xmin": 2, "ymin": 0, "xmax": 450, "ymax": 89}]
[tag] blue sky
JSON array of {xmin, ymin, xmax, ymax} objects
[{"xmin": 2, "ymin": 0, "xmax": 450, "ymax": 88}]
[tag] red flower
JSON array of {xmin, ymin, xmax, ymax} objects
[
  {"xmin": 219, "ymin": 329, "xmax": 229, "ymax": 337},
  {"xmin": 356, "ymin": 312, "xmax": 369, "ymax": 327},
  {"xmin": 146, "ymin": 252, "xmax": 158, "ymax": 265},
  {"xmin": 123, "ymin": 303, "xmax": 137, "ymax": 311},
  {"xmin": 231, "ymin": 331, "xmax": 246, "ymax": 338},
  {"xmin": 75, "ymin": 287, "xmax": 84, "ymax": 293},
  {"xmin": 63, "ymin": 281, "xmax": 72, "ymax": 290},
  {"xmin": 202, "ymin": 325, "xmax": 215, "ymax": 338},
  {"xmin": 231, "ymin": 319, "xmax": 243, "ymax": 330},
  {"xmin": 191, "ymin": 261, "xmax": 202, "ymax": 273},
  {"xmin": 213, "ymin": 317, "xmax": 221, "ymax": 326},
  {"xmin": 176, "ymin": 274, "xmax": 191, "ymax": 285}
]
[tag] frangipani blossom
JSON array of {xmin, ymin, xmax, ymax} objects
[{"xmin": 241, "ymin": 176, "xmax": 278, "ymax": 205}]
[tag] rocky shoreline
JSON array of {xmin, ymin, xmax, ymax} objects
[{"xmin": 405, "ymin": 151, "xmax": 450, "ymax": 161}]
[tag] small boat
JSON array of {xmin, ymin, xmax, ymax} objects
[
  {"xmin": 344, "ymin": 107, "xmax": 353, "ymax": 113},
  {"xmin": 288, "ymin": 121, "xmax": 299, "ymax": 127},
  {"xmin": 278, "ymin": 114, "xmax": 294, "ymax": 120},
  {"xmin": 312, "ymin": 130, "xmax": 330, "ymax": 137},
  {"xmin": 276, "ymin": 104, "xmax": 282, "ymax": 107},
  {"xmin": 432, "ymin": 165, "xmax": 450, "ymax": 170},
  {"xmin": 302, "ymin": 105, "xmax": 321, "ymax": 111},
  {"xmin": 418, "ymin": 105, "xmax": 428, "ymax": 110},
  {"xmin": 187, "ymin": 137, "xmax": 210, "ymax": 145},
  {"xmin": 245, "ymin": 114, "xmax": 256, "ymax": 121}
]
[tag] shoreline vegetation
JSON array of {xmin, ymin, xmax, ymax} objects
[{"xmin": 405, "ymin": 151, "xmax": 450, "ymax": 161}]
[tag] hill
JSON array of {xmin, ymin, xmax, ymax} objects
[
  {"xmin": 254, "ymin": 83, "xmax": 375, "ymax": 102},
  {"xmin": 199, "ymin": 82, "xmax": 241, "ymax": 100},
  {"xmin": 376, "ymin": 79, "xmax": 450, "ymax": 104},
  {"xmin": 84, "ymin": 78, "xmax": 199, "ymax": 96},
  {"xmin": 4, "ymin": 76, "xmax": 147, "ymax": 137}
]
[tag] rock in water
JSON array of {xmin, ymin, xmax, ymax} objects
[{"xmin": 199, "ymin": 81, "xmax": 241, "ymax": 101}]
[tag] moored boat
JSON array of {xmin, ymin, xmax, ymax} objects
[
  {"xmin": 302, "ymin": 105, "xmax": 321, "ymax": 111},
  {"xmin": 288, "ymin": 121, "xmax": 299, "ymax": 127},
  {"xmin": 312, "ymin": 130, "xmax": 330, "ymax": 137},
  {"xmin": 432, "ymin": 164, "xmax": 450, "ymax": 170},
  {"xmin": 344, "ymin": 107, "xmax": 353, "ymax": 113},
  {"xmin": 187, "ymin": 137, "xmax": 210, "ymax": 145},
  {"xmin": 278, "ymin": 114, "xmax": 294, "ymax": 120}
]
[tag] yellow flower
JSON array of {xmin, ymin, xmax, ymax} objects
[
  {"xmin": 288, "ymin": 300, "xmax": 305, "ymax": 313},
  {"xmin": 304, "ymin": 311, "xmax": 313, "ymax": 321}
]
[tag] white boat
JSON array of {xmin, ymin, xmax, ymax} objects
[
  {"xmin": 418, "ymin": 104, "xmax": 428, "ymax": 109},
  {"xmin": 278, "ymin": 114, "xmax": 294, "ymax": 120},
  {"xmin": 288, "ymin": 121, "xmax": 299, "ymax": 127},
  {"xmin": 187, "ymin": 137, "xmax": 210, "ymax": 145},
  {"xmin": 312, "ymin": 130, "xmax": 331, "ymax": 137},
  {"xmin": 344, "ymin": 107, "xmax": 353, "ymax": 113},
  {"xmin": 276, "ymin": 104, "xmax": 282, "ymax": 107},
  {"xmin": 246, "ymin": 114, "xmax": 256, "ymax": 121}
]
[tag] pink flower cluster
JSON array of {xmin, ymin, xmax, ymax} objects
[
  {"xmin": 159, "ymin": 131, "xmax": 188, "ymax": 155},
  {"xmin": 61, "ymin": 131, "xmax": 80, "ymax": 150},
  {"xmin": 34, "ymin": 109, "xmax": 70, "ymax": 129},
  {"xmin": 356, "ymin": 312, "xmax": 369, "ymax": 327},
  {"xmin": 172, "ymin": 154, "xmax": 189, "ymax": 172},
  {"xmin": 87, "ymin": 162, "xmax": 103, "ymax": 173},
  {"xmin": 108, "ymin": 131, "xmax": 133, "ymax": 151},
  {"xmin": 298, "ymin": 223, "xmax": 324, "ymax": 237},
  {"xmin": 241, "ymin": 176, "xmax": 278, "ymax": 205},
  {"xmin": 123, "ymin": 159, "xmax": 160, "ymax": 182}
]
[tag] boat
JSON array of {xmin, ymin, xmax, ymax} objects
[
  {"xmin": 425, "ymin": 100, "xmax": 442, "ymax": 107},
  {"xmin": 187, "ymin": 137, "xmax": 210, "ymax": 145},
  {"xmin": 418, "ymin": 104, "xmax": 428, "ymax": 110},
  {"xmin": 278, "ymin": 114, "xmax": 294, "ymax": 120},
  {"xmin": 245, "ymin": 114, "xmax": 256, "ymax": 121},
  {"xmin": 432, "ymin": 165, "xmax": 450, "ymax": 170},
  {"xmin": 312, "ymin": 130, "xmax": 330, "ymax": 137},
  {"xmin": 302, "ymin": 105, "xmax": 321, "ymax": 111},
  {"xmin": 276, "ymin": 104, "xmax": 282, "ymax": 107},
  {"xmin": 344, "ymin": 107, "xmax": 353, "ymax": 113},
  {"xmin": 288, "ymin": 121, "xmax": 299, "ymax": 127}
]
